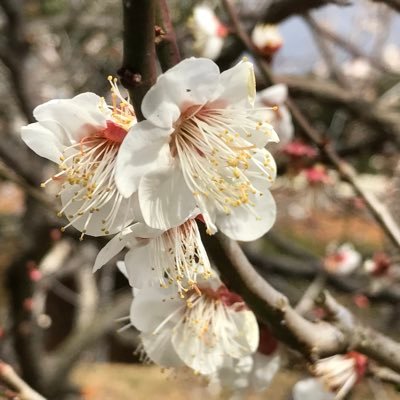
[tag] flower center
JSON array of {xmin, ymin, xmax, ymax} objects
[
  {"xmin": 173, "ymin": 284, "xmax": 249, "ymax": 356},
  {"xmin": 151, "ymin": 219, "xmax": 212, "ymax": 297},
  {"xmin": 42, "ymin": 78, "xmax": 136, "ymax": 239},
  {"xmin": 100, "ymin": 120, "xmax": 128, "ymax": 143},
  {"xmin": 171, "ymin": 105, "xmax": 276, "ymax": 233}
]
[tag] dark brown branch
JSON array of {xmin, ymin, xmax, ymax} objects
[
  {"xmin": 0, "ymin": 0, "xmax": 35, "ymax": 122},
  {"xmin": 371, "ymin": 0, "xmax": 400, "ymax": 12},
  {"xmin": 119, "ymin": 0, "xmax": 157, "ymax": 120},
  {"xmin": 203, "ymin": 229, "xmax": 400, "ymax": 373},
  {"xmin": 155, "ymin": 0, "xmax": 181, "ymax": 72},
  {"xmin": 259, "ymin": 0, "xmax": 351, "ymax": 23},
  {"xmin": 203, "ymin": 230, "xmax": 347, "ymax": 359}
]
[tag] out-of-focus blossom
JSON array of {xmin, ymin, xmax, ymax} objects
[
  {"xmin": 94, "ymin": 215, "xmax": 212, "ymax": 296},
  {"xmin": 116, "ymin": 58, "xmax": 279, "ymax": 241},
  {"xmin": 189, "ymin": 4, "xmax": 228, "ymax": 60},
  {"xmin": 21, "ymin": 78, "xmax": 137, "ymax": 238},
  {"xmin": 251, "ymin": 24, "xmax": 283, "ymax": 57},
  {"xmin": 130, "ymin": 275, "xmax": 259, "ymax": 375},
  {"xmin": 304, "ymin": 165, "xmax": 332, "ymax": 186},
  {"xmin": 282, "ymin": 140, "xmax": 317, "ymax": 159},
  {"xmin": 311, "ymin": 352, "xmax": 368, "ymax": 400},
  {"xmin": 353, "ymin": 294, "xmax": 370, "ymax": 309},
  {"xmin": 323, "ymin": 243, "xmax": 361, "ymax": 276},
  {"xmin": 256, "ymin": 84, "xmax": 294, "ymax": 146},
  {"xmin": 292, "ymin": 378, "xmax": 335, "ymax": 400},
  {"xmin": 342, "ymin": 58, "xmax": 372, "ymax": 81},
  {"xmin": 383, "ymin": 44, "xmax": 400, "ymax": 72},
  {"xmin": 364, "ymin": 252, "xmax": 391, "ymax": 277},
  {"xmin": 208, "ymin": 326, "xmax": 280, "ymax": 397}
]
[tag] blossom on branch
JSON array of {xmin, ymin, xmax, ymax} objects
[
  {"xmin": 256, "ymin": 84, "xmax": 294, "ymax": 146},
  {"xmin": 129, "ymin": 275, "xmax": 259, "ymax": 375},
  {"xmin": 311, "ymin": 352, "xmax": 368, "ymax": 400},
  {"xmin": 116, "ymin": 58, "xmax": 279, "ymax": 241},
  {"xmin": 208, "ymin": 326, "xmax": 280, "ymax": 397},
  {"xmin": 251, "ymin": 24, "xmax": 283, "ymax": 57},
  {"xmin": 189, "ymin": 4, "xmax": 229, "ymax": 60},
  {"xmin": 292, "ymin": 378, "xmax": 335, "ymax": 400},
  {"xmin": 323, "ymin": 243, "xmax": 361, "ymax": 276},
  {"xmin": 94, "ymin": 215, "xmax": 212, "ymax": 296},
  {"xmin": 21, "ymin": 78, "xmax": 137, "ymax": 238}
]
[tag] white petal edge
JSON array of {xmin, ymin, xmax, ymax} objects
[
  {"xmin": 115, "ymin": 120, "xmax": 172, "ymax": 198},
  {"xmin": 142, "ymin": 57, "xmax": 221, "ymax": 128},
  {"xmin": 138, "ymin": 164, "xmax": 197, "ymax": 230}
]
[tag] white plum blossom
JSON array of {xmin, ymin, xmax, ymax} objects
[
  {"xmin": 256, "ymin": 84, "xmax": 294, "ymax": 146},
  {"xmin": 130, "ymin": 275, "xmax": 259, "ymax": 375},
  {"xmin": 292, "ymin": 378, "xmax": 335, "ymax": 400},
  {"xmin": 189, "ymin": 4, "xmax": 228, "ymax": 60},
  {"xmin": 323, "ymin": 243, "xmax": 361, "ymax": 276},
  {"xmin": 21, "ymin": 78, "xmax": 137, "ymax": 238},
  {"xmin": 93, "ymin": 215, "xmax": 212, "ymax": 296},
  {"xmin": 116, "ymin": 58, "xmax": 279, "ymax": 241},
  {"xmin": 311, "ymin": 352, "xmax": 368, "ymax": 400},
  {"xmin": 209, "ymin": 352, "xmax": 280, "ymax": 399},
  {"xmin": 251, "ymin": 24, "xmax": 283, "ymax": 56}
]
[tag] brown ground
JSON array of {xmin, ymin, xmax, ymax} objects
[{"xmin": 72, "ymin": 363, "xmax": 400, "ymax": 400}]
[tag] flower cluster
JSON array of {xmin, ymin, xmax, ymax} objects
[
  {"xmin": 293, "ymin": 352, "xmax": 368, "ymax": 400},
  {"xmin": 21, "ymin": 58, "xmax": 280, "ymax": 386}
]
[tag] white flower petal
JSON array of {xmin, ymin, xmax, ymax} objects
[
  {"xmin": 259, "ymin": 84, "xmax": 288, "ymax": 105},
  {"xmin": 21, "ymin": 121, "xmax": 65, "ymax": 163},
  {"xmin": 271, "ymin": 107, "xmax": 294, "ymax": 145},
  {"xmin": 116, "ymin": 261, "xmax": 129, "ymax": 279},
  {"xmin": 250, "ymin": 353, "xmax": 280, "ymax": 392},
  {"xmin": 60, "ymin": 186, "xmax": 135, "ymax": 236},
  {"xmin": 215, "ymin": 60, "xmax": 256, "ymax": 106},
  {"xmin": 93, "ymin": 226, "xmax": 139, "ymax": 272},
  {"xmin": 124, "ymin": 244, "xmax": 157, "ymax": 288},
  {"xmin": 216, "ymin": 189, "xmax": 276, "ymax": 241},
  {"xmin": 115, "ymin": 121, "xmax": 171, "ymax": 198},
  {"xmin": 228, "ymin": 309, "xmax": 259, "ymax": 356},
  {"xmin": 141, "ymin": 331, "xmax": 184, "ymax": 368},
  {"xmin": 138, "ymin": 165, "xmax": 196, "ymax": 230},
  {"xmin": 142, "ymin": 57, "xmax": 221, "ymax": 128},
  {"xmin": 128, "ymin": 221, "xmax": 165, "ymax": 239},
  {"xmin": 172, "ymin": 323, "xmax": 225, "ymax": 374},
  {"xmin": 216, "ymin": 356, "xmax": 254, "ymax": 391},
  {"xmin": 130, "ymin": 286, "xmax": 182, "ymax": 332},
  {"xmin": 243, "ymin": 110, "xmax": 280, "ymax": 147},
  {"xmin": 33, "ymin": 93, "xmax": 107, "ymax": 142},
  {"xmin": 292, "ymin": 378, "xmax": 335, "ymax": 400},
  {"xmin": 248, "ymin": 148, "xmax": 277, "ymax": 192}
]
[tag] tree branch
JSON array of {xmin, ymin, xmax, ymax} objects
[
  {"xmin": 203, "ymin": 229, "xmax": 400, "ymax": 373},
  {"xmin": 46, "ymin": 292, "xmax": 131, "ymax": 395},
  {"xmin": 0, "ymin": 361, "xmax": 46, "ymax": 400},
  {"xmin": 119, "ymin": 0, "xmax": 157, "ymax": 120},
  {"xmin": 155, "ymin": 0, "xmax": 181, "ymax": 72},
  {"xmin": 370, "ymin": 0, "xmax": 400, "ymax": 12},
  {"xmin": 202, "ymin": 230, "xmax": 347, "ymax": 359}
]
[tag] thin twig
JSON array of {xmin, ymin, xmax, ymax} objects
[
  {"xmin": 303, "ymin": 14, "xmax": 349, "ymax": 88},
  {"xmin": 0, "ymin": 361, "xmax": 46, "ymax": 400}
]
